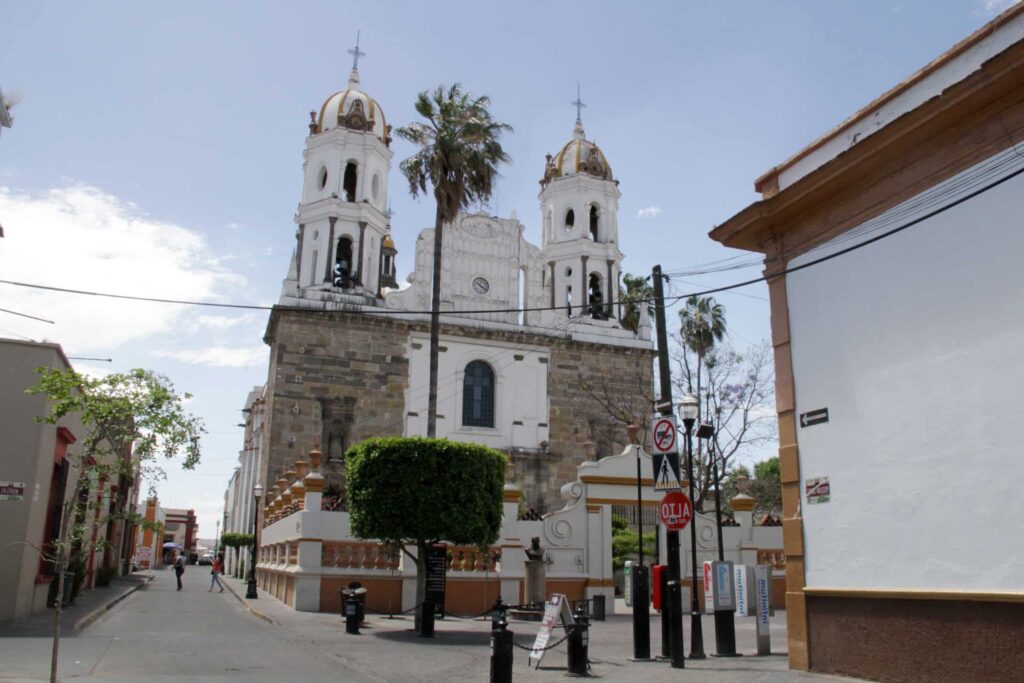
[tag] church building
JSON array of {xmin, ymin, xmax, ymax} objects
[{"xmin": 261, "ymin": 54, "xmax": 654, "ymax": 513}]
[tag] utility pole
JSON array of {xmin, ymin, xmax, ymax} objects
[{"xmin": 651, "ymin": 264, "xmax": 685, "ymax": 668}]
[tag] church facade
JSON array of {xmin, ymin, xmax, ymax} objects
[{"xmin": 261, "ymin": 62, "xmax": 654, "ymax": 513}]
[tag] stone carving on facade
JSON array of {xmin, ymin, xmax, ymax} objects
[
  {"xmin": 540, "ymin": 153, "xmax": 558, "ymax": 187},
  {"xmin": 585, "ymin": 149, "xmax": 607, "ymax": 179},
  {"xmin": 343, "ymin": 99, "xmax": 369, "ymax": 131}
]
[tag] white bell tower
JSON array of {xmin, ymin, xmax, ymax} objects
[
  {"xmin": 283, "ymin": 36, "xmax": 395, "ymax": 305},
  {"xmin": 538, "ymin": 93, "xmax": 622, "ymax": 323}
]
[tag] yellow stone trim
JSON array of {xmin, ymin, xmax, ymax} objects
[
  {"xmin": 580, "ymin": 475, "xmax": 654, "ymax": 487},
  {"xmin": 586, "ymin": 497, "xmax": 658, "ymax": 507},
  {"xmin": 503, "ymin": 489, "xmax": 521, "ymax": 502},
  {"xmin": 586, "ymin": 578, "xmax": 615, "ymax": 587},
  {"xmin": 731, "ymin": 497, "xmax": 754, "ymax": 512},
  {"xmin": 803, "ymin": 587, "xmax": 1024, "ymax": 603},
  {"xmin": 586, "ymin": 504, "xmax": 601, "ymax": 513}
]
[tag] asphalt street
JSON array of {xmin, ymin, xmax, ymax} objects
[{"xmin": 0, "ymin": 570, "xmax": 860, "ymax": 682}]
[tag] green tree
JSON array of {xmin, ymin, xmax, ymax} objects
[
  {"xmin": 346, "ymin": 437, "xmax": 506, "ymax": 627},
  {"xmin": 678, "ymin": 295, "xmax": 727, "ymax": 419},
  {"xmin": 721, "ymin": 457, "xmax": 782, "ymax": 519},
  {"xmin": 28, "ymin": 368, "xmax": 204, "ymax": 683},
  {"xmin": 611, "ymin": 514, "xmax": 656, "ymax": 571},
  {"xmin": 397, "ymin": 85, "xmax": 512, "ymax": 437},
  {"xmin": 619, "ymin": 273, "xmax": 654, "ymax": 335}
]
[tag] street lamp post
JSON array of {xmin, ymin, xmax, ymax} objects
[
  {"xmin": 215, "ymin": 520, "xmax": 220, "ymax": 556},
  {"xmin": 699, "ymin": 419, "xmax": 737, "ymax": 656},
  {"xmin": 245, "ymin": 482, "xmax": 263, "ymax": 599},
  {"xmin": 679, "ymin": 395, "xmax": 705, "ymax": 659},
  {"xmin": 627, "ymin": 423, "xmax": 651, "ymax": 660}
]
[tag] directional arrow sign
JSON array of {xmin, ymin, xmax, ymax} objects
[
  {"xmin": 651, "ymin": 451, "xmax": 682, "ymax": 491},
  {"xmin": 799, "ymin": 408, "xmax": 829, "ymax": 428}
]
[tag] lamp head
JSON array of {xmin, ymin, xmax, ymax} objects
[
  {"xmin": 678, "ymin": 395, "xmax": 699, "ymax": 425},
  {"xmin": 253, "ymin": 482, "xmax": 264, "ymax": 501}
]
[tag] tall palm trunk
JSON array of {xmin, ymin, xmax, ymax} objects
[{"xmin": 426, "ymin": 203, "xmax": 444, "ymax": 438}]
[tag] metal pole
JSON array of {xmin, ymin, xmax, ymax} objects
[
  {"xmin": 652, "ymin": 265, "xmax": 684, "ymax": 669},
  {"xmin": 710, "ymin": 430, "xmax": 737, "ymax": 656},
  {"xmin": 630, "ymin": 428, "xmax": 651, "ymax": 660},
  {"xmin": 246, "ymin": 495, "xmax": 259, "ymax": 599},
  {"xmin": 684, "ymin": 422, "xmax": 705, "ymax": 659}
]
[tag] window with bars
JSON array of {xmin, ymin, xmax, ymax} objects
[{"xmin": 462, "ymin": 360, "xmax": 495, "ymax": 428}]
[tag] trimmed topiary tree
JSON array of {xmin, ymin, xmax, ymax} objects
[{"xmin": 346, "ymin": 437, "xmax": 506, "ymax": 626}]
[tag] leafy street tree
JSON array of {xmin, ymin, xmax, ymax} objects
[
  {"xmin": 346, "ymin": 437, "xmax": 506, "ymax": 627},
  {"xmin": 672, "ymin": 338, "xmax": 776, "ymax": 510},
  {"xmin": 619, "ymin": 272, "xmax": 654, "ymax": 335},
  {"xmin": 28, "ymin": 368, "xmax": 204, "ymax": 683},
  {"xmin": 397, "ymin": 85, "xmax": 512, "ymax": 437},
  {"xmin": 611, "ymin": 513, "xmax": 656, "ymax": 572},
  {"xmin": 220, "ymin": 532, "xmax": 254, "ymax": 578},
  {"xmin": 721, "ymin": 457, "xmax": 782, "ymax": 519}
]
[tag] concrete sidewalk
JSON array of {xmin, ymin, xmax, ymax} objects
[
  {"xmin": 0, "ymin": 571, "xmax": 153, "ymax": 638},
  {"xmin": 219, "ymin": 574, "xmax": 860, "ymax": 683}
]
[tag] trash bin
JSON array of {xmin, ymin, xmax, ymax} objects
[
  {"xmin": 591, "ymin": 594, "xmax": 606, "ymax": 621},
  {"xmin": 340, "ymin": 582, "xmax": 367, "ymax": 622}
]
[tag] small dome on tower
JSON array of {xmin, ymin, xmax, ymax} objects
[
  {"xmin": 541, "ymin": 120, "xmax": 613, "ymax": 186},
  {"xmin": 314, "ymin": 69, "xmax": 390, "ymax": 145}
]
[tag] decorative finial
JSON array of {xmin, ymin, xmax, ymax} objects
[
  {"xmin": 348, "ymin": 30, "xmax": 366, "ymax": 72},
  {"xmin": 571, "ymin": 82, "xmax": 586, "ymax": 125}
]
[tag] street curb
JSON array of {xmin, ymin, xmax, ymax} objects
[
  {"xmin": 222, "ymin": 578, "xmax": 276, "ymax": 625},
  {"xmin": 74, "ymin": 574, "xmax": 153, "ymax": 632}
]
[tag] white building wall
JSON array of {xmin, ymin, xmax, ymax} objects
[{"xmin": 786, "ymin": 149, "xmax": 1024, "ymax": 591}]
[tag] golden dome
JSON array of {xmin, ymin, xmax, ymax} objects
[
  {"xmin": 314, "ymin": 70, "xmax": 389, "ymax": 144},
  {"xmin": 543, "ymin": 120, "xmax": 613, "ymax": 184},
  {"xmin": 381, "ymin": 233, "xmax": 395, "ymax": 251}
]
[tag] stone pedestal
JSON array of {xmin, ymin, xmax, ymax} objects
[{"xmin": 525, "ymin": 560, "xmax": 546, "ymax": 604}]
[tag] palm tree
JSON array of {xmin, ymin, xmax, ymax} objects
[
  {"xmin": 619, "ymin": 273, "xmax": 653, "ymax": 335},
  {"xmin": 397, "ymin": 84, "xmax": 512, "ymax": 437},
  {"xmin": 678, "ymin": 295, "xmax": 726, "ymax": 421}
]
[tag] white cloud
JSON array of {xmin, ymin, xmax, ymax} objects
[
  {"xmin": 226, "ymin": 222, "xmax": 241, "ymax": 230},
  {"xmin": 193, "ymin": 313, "xmax": 258, "ymax": 330},
  {"xmin": 636, "ymin": 206, "xmax": 662, "ymax": 219},
  {"xmin": 0, "ymin": 184, "xmax": 246, "ymax": 354},
  {"xmin": 153, "ymin": 345, "xmax": 267, "ymax": 368},
  {"xmin": 983, "ymin": 0, "xmax": 1020, "ymax": 13}
]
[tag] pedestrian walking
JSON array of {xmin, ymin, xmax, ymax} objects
[
  {"xmin": 209, "ymin": 553, "xmax": 225, "ymax": 592},
  {"xmin": 174, "ymin": 552, "xmax": 186, "ymax": 590}
]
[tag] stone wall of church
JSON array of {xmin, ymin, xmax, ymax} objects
[{"xmin": 262, "ymin": 308, "xmax": 409, "ymax": 496}]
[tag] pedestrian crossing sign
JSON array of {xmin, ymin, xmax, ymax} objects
[{"xmin": 651, "ymin": 451, "xmax": 682, "ymax": 491}]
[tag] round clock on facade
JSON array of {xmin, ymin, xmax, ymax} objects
[{"xmin": 472, "ymin": 277, "xmax": 490, "ymax": 294}]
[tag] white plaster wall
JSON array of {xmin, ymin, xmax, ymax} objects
[
  {"xmin": 787, "ymin": 151, "xmax": 1024, "ymax": 591},
  {"xmin": 403, "ymin": 334, "xmax": 550, "ymax": 449}
]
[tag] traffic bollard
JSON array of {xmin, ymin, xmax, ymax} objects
[
  {"xmin": 344, "ymin": 593, "xmax": 360, "ymax": 635},
  {"xmin": 491, "ymin": 596, "xmax": 507, "ymax": 631},
  {"xmin": 490, "ymin": 614, "xmax": 513, "ymax": 683},
  {"xmin": 659, "ymin": 567, "xmax": 671, "ymax": 659},
  {"xmin": 419, "ymin": 598, "xmax": 435, "ymax": 638},
  {"xmin": 567, "ymin": 605, "xmax": 590, "ymax": 676}
]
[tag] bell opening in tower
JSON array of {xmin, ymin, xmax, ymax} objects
[
  {"xmin": 589, "ymin": 205, "xmax": 599, "ymax": 241},
  {"xmin": 333, "ymin": 237, "xmax": 354, "ymax": 289},
  {"xmin": 588, "ymin": 273, "xmax": 608, "ymax": 320},
  {"xmin": 343, "ymin": 162, "xmax": 358, "ymax": 202}
]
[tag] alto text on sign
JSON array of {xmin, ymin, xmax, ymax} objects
[{"xmin": 659, "ymin": 490, "xmax": 692, "ymax": 531}]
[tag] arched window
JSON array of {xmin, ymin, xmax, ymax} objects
[
  {"xmin": 462, "ymin": 361, "xmax": 495, "ymax": 428},
  {"xmin": 333, "ymin": 237, "xmax": 353, "ymax": 288},
  {"xmin": 588, "ymin": 273, "xmax": 607, "ymax": 320},
  {"xmin": 343, "ymin": 162, "xmax": 357, "ymax": 202},
  {"xmin": 564, "ymin": 208, "xmax": 575, "ymax": 231},
  {"xmin": 589, "ymin": 205, "xmax": 599, "ymax": 241}
]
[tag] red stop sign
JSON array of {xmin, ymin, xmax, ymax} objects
[{"xmin": 659, "ymin": 491, "xmax": 693, "ymax": 530}]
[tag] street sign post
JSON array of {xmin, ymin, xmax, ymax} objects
[{"xmin": 659, "ymin": 491, "xmax": 692, "ymax": 531}]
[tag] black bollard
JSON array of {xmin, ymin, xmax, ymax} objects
[
  {"xmin": 491, "ymin": 596, "xmax": 507, "ymax": 630},
  {"xmin": 344, "ymin": 592, "xmax": 360, "ymax": 635},
  {"xmin": 631, "ymin": 565, "xmax": 651, "ymax": 660},
  {"xmin": 490, "ymin": 614, "xmax": 513, "ymax": 683},
  {"xmin": 419, "ymin": 598, "xmax": 435, "ymax": 638},
  {"xmin": 659, "ymin": 568, "xmax": 671, "ymax": 659},
  {"xmin": 567, "ymin": 605, "xmax": 590, "ymax": 677}
]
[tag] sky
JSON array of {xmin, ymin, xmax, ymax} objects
[{"xmin": 1, "ymin": 0, "xmax": 1017, "ymax": 540}]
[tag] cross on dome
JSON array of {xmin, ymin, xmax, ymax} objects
[
  {"xmin": 348, "ymin": 31, "xmax": 366, "ymax": 72},
  {"xmin": 571, "ymin": 83, "xmax": 586, "ymax": 140}
]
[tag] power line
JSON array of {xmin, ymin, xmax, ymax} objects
[
  {"xmin": 0, "ymin": 307, "xmax": 54, "ymax": 324},
  {"xmin": 0, "ymin": 154, "xmax": 1020, "ymax": 320}
]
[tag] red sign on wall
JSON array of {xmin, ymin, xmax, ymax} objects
[{"xmin": 659, "ymin": 491, "xmax": 692, "ymax": 530}]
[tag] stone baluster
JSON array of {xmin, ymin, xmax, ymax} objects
[
  {"xmin": 304, "ymin": 448, "xmax": 325, "ymax": 511},
  {"xmin": 281, "ymin": 469, "xmax": 296, "ymax": 514},
  {"xmin": 267, "ymin": 486, "xmax": 280, "ymax": 522},
  {"xmin": 292, "ymin": 458, "xmax": 308, "ymax": 510}
]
